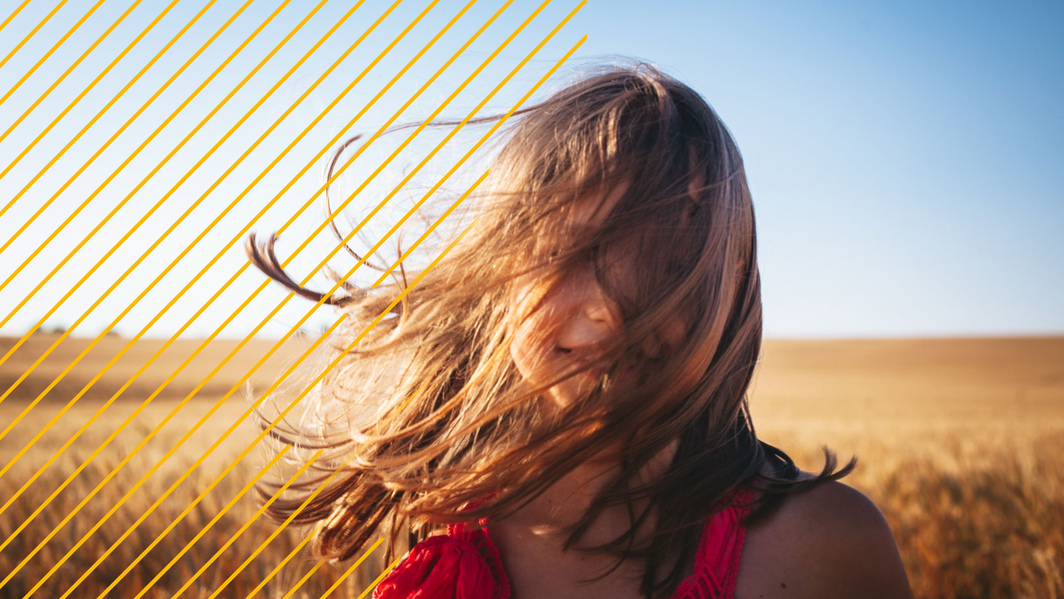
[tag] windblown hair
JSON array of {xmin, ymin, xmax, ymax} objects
[{"xmin": 248, "ymin": 62, "xmax": 854, "ymax": 598}]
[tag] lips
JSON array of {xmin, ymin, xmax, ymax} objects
[
  {"xmin": 559, "ymin": 348, "xmax": 642, "ymax": 381},
  {"xmin": 575, "ymin": 356, "xmax": 620, "ymax": 381}
]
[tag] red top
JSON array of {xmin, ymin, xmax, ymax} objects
[{"xmin": 373, "ymin": 486, "xmax": 755, "ymax": 599}]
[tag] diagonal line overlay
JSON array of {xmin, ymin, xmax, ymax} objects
[
  {"xmin": 0, "ymin": 0, "xmax": 178, "ymax": 159},
  {"xmin": 0, "ymin": 0, "xmax": 410, "ymax": 519},
  {"xmin": 91, "ymin": 443, "xmax": 308, "ymax": 599},
  {"xmin": 0, "ymin": 0, "xmax": 427, "ymax": 500},
  {"xmin": 0, "ymin": 0, "xmax": 68, "ymax": 72},
  {"xmin": 0, "ymin": 0, "xmax": 309, "ymax": 437},
  {"xmin": 100, "ymin": 167, "xmax": 488, "ymax": 599},
  {"xmin": 2, "ymin": 2, "xmax": 583, "ymax": 595},
  {"xmin": 0, "ymin": 0, "xmax": 109, "ymax": 106},
  {"xmin": 0, "ymin": 0, "xmax": 33, "ymax": 35},
  {"xmin": 201, "ymin": 218, "xmax": 482, "ymax": 599},
  {"xmin": 1, "ymin": 0, "xmax": 506, "ymax": 591},
  {"xmin": 23, "ymin": 26, "xmax": 582, "ymax": 596},
  {"xmin": 115, "ymin": 452, "xmax": 375, "ymax": 599},
  {"xmin": 0, "ymin": 0, "xmax": 247, "ymax": 255},
  {"xmin": 33, "ymin": 209, "xmax": 481, "ymax": 599},
  {"xmin": 0, "ymin": 0, "xmax": 210, "ymax": 213},
  {"xmin": 0, "ymin": 0, "xmax": 390, "ymax": 402},
  {"xmin": 164, "ymin": 25, "xmax": 583, "ymax": 599},
  {"xmin": 1, "ymin": 0, "xmax": 558, "ymax": 532}
]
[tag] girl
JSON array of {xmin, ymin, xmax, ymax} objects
[{"xmin": 248, "ymin": 63, "xmax": 913, "ymax": 599}]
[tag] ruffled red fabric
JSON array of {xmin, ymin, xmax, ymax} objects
[
  {"xmin": 372, "ymin": 532, "xmax": 508, "ymax": 599},
  {"xmin": 375, "ymin": 486, "xmax": 752, "ymax": 599}
]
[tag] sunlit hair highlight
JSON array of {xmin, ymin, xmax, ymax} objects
[{"xmin": 247, "ymin": 61, "xmax": 855, "ymax": 598}]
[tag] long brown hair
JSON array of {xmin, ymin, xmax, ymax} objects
[{"xmin": 248, "ymin": 62, "xmax": 854, "ymax": 598}]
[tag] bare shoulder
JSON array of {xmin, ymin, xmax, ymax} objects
[{"xmin": 737, "ymin": 474, "xmax": 913, "ymax": 599}]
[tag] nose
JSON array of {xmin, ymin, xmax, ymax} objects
[{"xmin": 551, "ymin": 270, "xmax": 619, "ymax": 351}]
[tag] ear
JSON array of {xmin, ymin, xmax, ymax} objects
[{"xmin": 683, "ymin": 173, "xmax": 705, "ymax": 224}]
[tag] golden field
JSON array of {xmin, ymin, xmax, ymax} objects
[{"xmin": 1, "ymin": 334, "xmax": 1061, "ymax": 598}]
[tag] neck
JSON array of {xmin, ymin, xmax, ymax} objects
[{"xmin": 500, "ymin": 438, "xmax": 679, "ymax": 545}]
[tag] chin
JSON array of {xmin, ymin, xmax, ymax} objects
[{"xmin": 545, "ymin": 376, "xmax": 599, "ymax": 410}]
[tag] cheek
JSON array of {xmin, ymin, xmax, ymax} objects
[
  {"xmin": 633, "ymin": 316, "xmax": 690, "ymax": 371},
  {"xmin": 508, "ymin": 278, "xmax": 548, "ymax": 381},
  {"xmin": 509, "ymin": 319, "xmax": 536, "ymax": 380},
  {"xmin": 659, "ymin": 317, "xmax": 688, "ymax": 354}
]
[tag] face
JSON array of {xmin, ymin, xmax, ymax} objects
[{"xmin": 508, "ymin": 186, "xmax": 686, "ymax": 410}]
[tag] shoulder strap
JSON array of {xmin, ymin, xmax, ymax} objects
[{"xmin": 670, "ymin": 486, "xmax": 755, "ymax": 599}]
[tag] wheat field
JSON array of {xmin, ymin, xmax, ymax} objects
[{"xmin": 1, "ymin": 334, "xmax": 1061, "ymax": 598}]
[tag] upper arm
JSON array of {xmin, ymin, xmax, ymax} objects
[{"xmin": 741, "ymin": 480, "xmax": 913, "ymax": 599}]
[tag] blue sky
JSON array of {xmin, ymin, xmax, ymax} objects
[{"xmin": 0, "ymin": 0, "xmax": 1061, "ymax": 340}]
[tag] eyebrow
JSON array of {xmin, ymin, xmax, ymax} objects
[{"xmin": 569, "ymin": 223, "xmax": 600, "ymax": 240}]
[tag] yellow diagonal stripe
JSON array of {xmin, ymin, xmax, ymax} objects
[
  {"xmin": 0, "ymin": 0, "xmax": 360, "ymax": 492},
  {"xmin": 201, "ymin": 218, "xmax": 482, "ymax": 599},
  {"xmin": 0, "ymin": 0, "xmax": 409, "ymax": 523},
  {"xmin": 0, "ymin": 0, "xmax": 402, "ymax": 526},
  {"xmin": 0, "ymin": 0, "xmax": 207, "ymax": 214},
  {"xmin": 93, "ymin": 444, "xmax": 307, "ymax": 599},
  {"xmin": 109, "ymin": 167, "xmax": 487, "ymax": 599},
  {"xmin": 193, "ymin": 26, "xmax": 585, "ymax": 596},
  {"xmin": 0, "ymin": 0, "xmax": 68, "ymax": 71},
  {"xmin": 166, "ymin": 27, "xmax": 584, "ymax": 597},
  {"xmin": 4, "ymin": 1, "xmax": 587, "ymax": 596},
  {"xmin": 0, "ymin": 0, "xmax": 258, "ymax": 300},
  {"xmin": 0, "ymin": 0, "xmax": 449, "ymax": 511},
  {"xmin": 0, "ymin": 0, "xmax": 109, "ymax": 105},
  {"xmin": 102, "ymin": 22, "xmax": 582, "ymax": 597},
  {"xmin": 0, "ymin": 0, "xmax": 178, "ymax": 158},
  {"xmin": 282, "ymin": 562, "xmax": 326, "ymax": 599},
  {"xmin": 25, "ymin": 209, "xmax": 480, "ymax": 599},
  {"xmin": 97, "ymin": 168, "xmax": 488, "ymax": 599},
  {"xmin": 88, "ymin": 445, "xmax": 323, "ymax": 599},
  {"xmin": 2, "ymin": 0, "xmax": 504, "ymax": 510},
  {"xmin": 357, "ymin": 557, "xmax": 405, "ymax": 599},
  {"xmin": 0, "ymin": 0, "xmax": 247, "ymax": 259},
  {"xmin": 0, "ymin": 0, "xmax": 33, "ymax": 34},
  {"xmin": 3, "ymin": 0, "xmax": 477, "ymax": 592},
  {"xmin": 321, "ymin": 544, "xmax": 388, "ymax": 599},
  {"xmin": 0, "ymin": 0, "xmax": 296, "ymax": 431},
  {"xmin": 86, "ymin": 444, "xmax": 297, "ymax": 599},
  {"xmin": 0, "ymin": 0, "xmax": 399, "ymax": 397}
]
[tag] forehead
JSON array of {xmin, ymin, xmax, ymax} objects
[
  {"xmin": 569, "ymin": 183, "xmax": 628, "ymax": 229},
  {"xmin": 562, "ymin": 184, "xmax": 649, "ymax": 300},
  {"xmin": 565, "ymin": 182, "xmax": 689, "ymax": 271}
]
